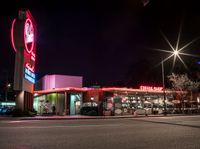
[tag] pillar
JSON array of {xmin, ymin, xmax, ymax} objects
[
  {"xmin": 56, "ymin": 92, "xmax": 58, "ymax": 115},
  {"xmin": 64, "ymin": 92, "xmax": 67, "ymax": 115}
]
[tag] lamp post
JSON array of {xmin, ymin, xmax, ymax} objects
[
  {"xmin": 161, "ymin": 50, "xmax": 179, "ymax": 116},
  {"xmin": 155, "ymin": 28, "xmax": 198, "ymax": 115},
  {"xmin": 161, "ymin": 60, "xmax": 167, "ymax": 116},
  {"xmin": 5, "ymin": 83, "xmax": 11, "ymax": 102}
]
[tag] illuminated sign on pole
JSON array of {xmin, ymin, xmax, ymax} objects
[
  {"xmin": 11, "ymin": 9, "xmax": 37, "ymax": 111},
  {"xmin": 24, "ymin": 18, "xmax": 36, "ymax": 84},
  {"xmin": 11, "ymin": 10, "xmax": 36, "ymax": 85}
]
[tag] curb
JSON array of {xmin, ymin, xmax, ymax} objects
[{"xmin": 1, "ymin": 114, "xmax": 200, "ymax": 121}]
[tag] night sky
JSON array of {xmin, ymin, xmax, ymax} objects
[{"xmin": 1, "ymin": 0, "xmax": 200, "ymax": 88}]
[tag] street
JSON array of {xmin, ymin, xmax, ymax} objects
[{"xmin": 0, "ymin": 116, "xmax": 200, "ymax": 149}]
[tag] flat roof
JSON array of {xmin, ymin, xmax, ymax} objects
[{"xmin": 34, "ymin": 87, "xmax": 186, "ymax": 95}]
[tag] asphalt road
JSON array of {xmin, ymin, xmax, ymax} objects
[{"xmin": 0, "ymin": 116, "xmax": 200, "ymax": 149}]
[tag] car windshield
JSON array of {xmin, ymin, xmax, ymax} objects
[{"xmin": 82, "ymin": 102, "xmax": 98, "ymax": 107}]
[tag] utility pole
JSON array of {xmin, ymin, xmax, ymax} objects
[{"xmin": 162, "ymin": 60, "xmax": 167, "ymax": 116}]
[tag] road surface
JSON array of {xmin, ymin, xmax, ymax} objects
[{"xmin": 0, "ymin": 115, "xmax": 200, "ymax": 149}]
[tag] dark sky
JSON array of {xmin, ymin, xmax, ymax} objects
[{"xmin": 1, "ymin": 0, "xmax": 200, "ymax": 87}]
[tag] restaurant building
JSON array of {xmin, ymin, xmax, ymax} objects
[{"xmin": 33, "ymin": 75, "xmax": 199, "ymax": 116}]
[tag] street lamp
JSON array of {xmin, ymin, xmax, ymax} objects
[
  {"xmin": 153, "ymin": 25, "xmax": 199, "ymax": 115},
  {"xmin": 7, "ymin": 83, "xmax": 11, "ymax": 88},
  {"xmin": 161, "ymin": 50, "xmax": 179, "ymax": 116},
  {"xmin": 91, "ymin": 96, "xmax": 94, "ymax": 107},
  {"xmin": 5, "ymin": 83, "xmax": 11, "ymax": 101},
  {"xmin": 174, "ymin": 50, "xmax": 179, "ymax": 56}
]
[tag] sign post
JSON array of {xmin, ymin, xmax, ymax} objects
[{"xmin": 11, "ymin": 9, "xmax": 37, "ymax": 112}]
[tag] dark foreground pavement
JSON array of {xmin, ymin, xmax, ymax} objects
[
  {"xmin": 0, "ymin": 113, "xmax": 198, "ymax": 121},
  {"xmin": 0, "ymin": 115, "xmax": 200, "ymax": 149}
]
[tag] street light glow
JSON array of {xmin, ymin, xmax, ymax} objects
[
  {"xmin": 7, "ymin": 83, "xmax": 11, "ymax": 88},
  {"xmin": 153, "ymin": 27, "xmax": 200, "ymax": 70},
  {"xmin": 174, "ymin": 50, "xmax": 179, "ymax": 56}
]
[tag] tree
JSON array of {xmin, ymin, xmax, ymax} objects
[
  {"xmin": 168, "ymin": 73, "xmax": 200, "ymax": 92},
  {"xmin": 168, "ymin": 73, "xmax": 200, "ymax": 112}
]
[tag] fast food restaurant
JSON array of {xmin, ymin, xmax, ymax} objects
[{"xmin": 33, "ymin": 75, "xmax": 191, "ymax": 116}]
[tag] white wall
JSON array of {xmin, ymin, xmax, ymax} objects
[
  {"xmin": 55, "ymin": 75, "xmax": 82, "ymax": 88},
  {"xmin": 36, "ymin": 74, "xmax": 83, "ymax": 90}
]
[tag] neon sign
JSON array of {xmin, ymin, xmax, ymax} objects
[
  {"xmin": 11, "ymin": 10, "xmax": 37, "ymax": 85},
  {"xmin": 25, "ymin": 63, "xmax": 35, "ymax": 72},
  {"xmin": 24, "ymin": 17, "xmax": 36, "ymax": 84},
  {"xmin": 0, "ymin": 102, "xmax": 16, "ymax": 106},
  {"xmin": 11, "ymin": 17, "xmax": 36, "ymax": 55},
  {"xmin": 11, "ymin": 19, "xmax": 17, "ymax": 52},
  {"xmin": 140, "ymin": 86, "xmax": 163, "ymax": 91},
  {"xmin": 24, "ymin": 18, "xmax": 34, "ymax": 54},
  {"xmin": 24, "ymin": 68, "xmax": 35, "ymax": 84}
]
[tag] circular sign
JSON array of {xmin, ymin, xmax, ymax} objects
[
  {"xmin": 107, "ymin": 103, "xmax": 113, "ymax": 109},
  {"xmin": 115, "ymin": 109, "xmax": 122, "ymax": 114},
  {"xmin": 123, "ymin": 108, "xmax": 128, "ymax": 113},
  {"xmin": 24, "ymin": 18, "xmax": 34, "ymax": 54}
]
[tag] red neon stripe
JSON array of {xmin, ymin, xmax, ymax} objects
[{"xmin": 11, "ymin": 19, "xmax": 17, "ymax": 52}]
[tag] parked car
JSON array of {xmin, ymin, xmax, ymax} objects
[
  {"xmin": 0, "ymin": 106, "xmax": 14, "ymax": 115},
  {"xmin": 80, "ymin": 102, "xmax": 99, "ymax": 116}
]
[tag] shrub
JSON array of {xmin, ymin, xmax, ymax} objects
[
  {"xmin": 12, "ymin": 108, "xmax": 23, "ymax": 117},
  {"xmin": 24, "ymin": 109, "xmax": 37, "ymax": 117}
]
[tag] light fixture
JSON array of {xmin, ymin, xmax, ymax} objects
[{"xmin": 154, "ymin": 24, "xmax": 200, "ymax": 70}]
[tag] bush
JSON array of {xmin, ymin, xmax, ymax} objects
[
  {"xmin": 12, "ymin": 108, "xmax": 37, "ymax": 117},
  {"xmin": 12, "ymin": 108, "xmax": 23, "ymax": 117},
  {"xmin": 24, "ymin": 109, "xmax": 37, "ymax": 117}
]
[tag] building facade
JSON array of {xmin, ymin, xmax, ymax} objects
[
  {"xmin": 33, "ymin": 75, "xmax": 200, "ymax": 116},
  {"xmin": 34, "ymin": 86, "xmax": 199, "ymax": 116}
]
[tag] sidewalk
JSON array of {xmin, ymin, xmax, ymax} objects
[
  {"xmin": 1, "ymin": 114, "xmax": 199, "ymax": 121},
  {"xmin": 0, "ymin": 115, "xmax": 138, "ymax": 121}
]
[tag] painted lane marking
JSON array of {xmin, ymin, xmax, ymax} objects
[{"xmin": 0, "ymin": 123, "xmax": 130, "ymax": 129}]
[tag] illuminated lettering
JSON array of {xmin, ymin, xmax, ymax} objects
[
  {"xmin": 24, "ymin": 68, "xmax": 35, "ymax": 84},
  {"xmin": 140, "ymin": 86, "xmax": 163, "ymax": 91},
  {"xmin": 0, "ymin": 102, "xmax": 16, "ymax": 106},
  {"xmin": 31, "ymin": 51, "xmax": 36, "ymax": 61},
  {"xmin": 25, "ymin": 63, "xmax": 35, "ymax": 72}
]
